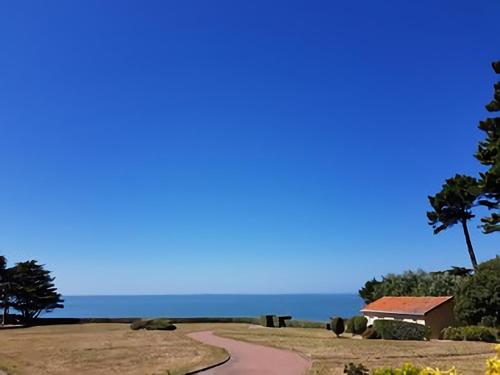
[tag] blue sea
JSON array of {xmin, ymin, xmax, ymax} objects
[{"xmin": 47, "ymin": 294, "xmax": 364, "ymax": 322}]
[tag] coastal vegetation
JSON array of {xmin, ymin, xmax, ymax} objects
[
  {"xmin": 358, "ymin": 257, "xmax": 499, "ymax": 328},
  {"xmin": 427, "ymin": 60, "xmax": 499, "ymax": 268},
  {"xmin": 0, "ymin": 256, "xmax": 63, "ymax": 325}
]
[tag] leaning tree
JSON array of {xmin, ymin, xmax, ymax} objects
[
  {"xmin": 427, "ymin": 174, "xmax": 481, "ymax": 269},
  {"xmin": 476, "ymin": 61, "xmax": 500, "ymax": 233}
]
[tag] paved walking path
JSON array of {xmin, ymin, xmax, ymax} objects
[{"xmin": 188, "ymin": 331, "xmax": 310, "ymax": 375}]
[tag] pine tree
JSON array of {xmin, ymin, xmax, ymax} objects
[
  {"xmin": 10, "ymin": 260, "xmax": 64, "ymax": 323},
  {"xmin": 476, "ymin": 61, "xmax": 500, "ymax": 233}
]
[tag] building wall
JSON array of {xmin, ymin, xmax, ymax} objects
[
  {"xmin": 424, "ymin": 300, "xmax": 455, "ymax": 339},
  {"xmin": 363, "ymin": 299, "xmax": 455, "ymax": 339},
  {"xmin": 363, "ymin": 312, "xmax": 425, "ymax": 326}
]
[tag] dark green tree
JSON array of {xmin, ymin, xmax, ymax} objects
[
  {"xmin": 358, "ymin": 278, "xmax": 382, "ymax": 304},
  {"xmin": 0, "ymin": 256, "xmax": 11, "ymax": 325},
  {"xmin": 455, "ymin": 256, "xmax": 500, "ymax": 326},
  {"xmin": 10, "ymin": 260, "xmax": 63, "ymax": 323},
  {"xmin": 427, "ymin": 175, "xmax": 481, "ymax": 268},
  {"xmin": 476, "ymin": 61, "xmax": 500, "ymax": 233}
]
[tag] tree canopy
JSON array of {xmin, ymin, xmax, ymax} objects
[
  {"xmin": 427, "ymin": 174, "xmax": 480, "ymax": 268},
  {"xmin": 476, "ymin": 60, "xmax": 500, "ymax": 233},
  {"xmin": 0, "ymin": 258, "xmax": 63, "ymax": 324}
]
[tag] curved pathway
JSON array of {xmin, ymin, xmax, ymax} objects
[{"xmin": 188, "ymin": 331, "xmax": 310, "ymax": 375}]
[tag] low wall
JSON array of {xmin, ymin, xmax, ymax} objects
[{"xmin": 31, "ymin": 316, "xmax": 262, "ymax": 326}]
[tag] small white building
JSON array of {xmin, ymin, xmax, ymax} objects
[{"xmin": 361, "ymin": 296, "xmax": 455, "ymax": 339}]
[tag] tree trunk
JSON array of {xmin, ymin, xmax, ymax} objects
[{"xmin": 461, "ymin": 219, "xmax": 478, "ymax": 269}]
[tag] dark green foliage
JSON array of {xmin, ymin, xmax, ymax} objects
[
  {"xmin": 427, "ymin": 174, "xmax": 481, "ymax": 268},
  {"xmin": 358, "ymin": 269, "xmax": 465, "ymax": 304},
  {"xmin": 373, "ymin": 320, "xmax": 430, "ymax": 341},
  {"xmin": 352, "ymin": 316, "xmax": 368, "ymax": 334},
  {"xmin": 130, "ymin": 319, "xmax": 176, "ymax": 331},
  {"xmin": 9, "ymin": 260, "xmax": 63, "ymax": 323},
  {"xmin": 343, "ymin": 362, "xmax": 369, "ymax": 375},
  {"xmin": 285, "ymin": 319, "xmax": 325, "ymax": 328},
  {"xmin": 441, "ymin": 326, "xmax": 497, "ymax": 342},
  {"xmin": 358, "ymin": 278, "xmax": 382, "ymax": 304},
  {"xmin": 476, "ymin": 65, "xmax": 500, "ymax": 233},
  {"xmin": 362, "ymin": 327, "xmax": 380, "ymax": 339},
  {"xmin": 480, "ymin": 316, "xmax": 498, "ymax": 328},
  {"xmin": 345, "ymin": 318, "xmax": 353, "ymax": 333},
  {"xmin": 455, "ymin": 257, "xmax": 500, "ymax": 325},
  {"xmin": 0, "ymin": 256, "xmax": 10, "ymax": 325},
  {"xmin": 330, "ymin": 317, "xmax": 345, "ymax": 337}
]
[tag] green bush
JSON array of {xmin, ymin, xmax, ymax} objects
[
  {"xmin": 345, "ymin": 318, "xmax": 353, "ymax": 333},
  {"xmin": 343, "ymin": 362, "xmax": 369, "ymax": 375},
  {"xmin": 372, "ymin": 363, "xmax": 422, "ymax": 375},
  {"xmin": 455, "ymin": 257, "xmax": 500, "ymax": 326},
  {"xmin": 130, "ymin": 319, "xmax": 176, "ymax": 331},
  {"xmin": 480, "ymin": 316, "xmax": 498, "ymax": 328},
  {"xmin": 346, "ymin": 316, "xmax": 367, "ymax": 335},
  {"xmin": 362, "ymin": 327, "xmax": 380, "ymax": 339},
  {"xmin": 330, "ymin": 317, "xmax": 345, "ymax": 337},
  {"xmin": 373, "ymin": 320, "xmax": 430, "ymax": 341},
  {"xmin": 353, "ymin": 316, "xmax": 368, "ymax": 334},
  {"xmin": 285, "ymin": 320, "xmax": 325, "ymax": 328},
  {"xmin": 442, "ymin": 325, "xmax": 497, "ymax": 342}
]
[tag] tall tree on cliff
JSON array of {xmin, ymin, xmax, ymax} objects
[{"xmin": 476, "ymin": 61, "xmax": 500, "ymax": 233}]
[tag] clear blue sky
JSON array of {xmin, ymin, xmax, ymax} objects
[{"xmin": 0, "ymin": 0, "xmax": 498, "ymax": 295}]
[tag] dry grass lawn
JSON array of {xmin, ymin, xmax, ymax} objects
[
  {"xmin": 0, "ymin": 323, "xmax": 496, "ymax": 375},
  {"xmin": 0, "ymin": 323, "xmax": 228, "ymax": 375},
  {"xmin": 211, "ymin": 325, "xmax": 497, "ymax": 375}
]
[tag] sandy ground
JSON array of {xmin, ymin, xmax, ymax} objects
[{"xmin": 188, "ymin": 331, "xmax": 310, "ymax": 374}]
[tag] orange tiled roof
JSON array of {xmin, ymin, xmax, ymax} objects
[{"xmin": 361, "ymin": 296, "xmax": 453, "ymax": 316}]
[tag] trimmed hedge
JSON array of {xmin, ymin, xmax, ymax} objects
[
  {"xmin": 373, "ymin": 320, "xmax": 430, "ymax": 341},
  {"xmin": 130, "ymin": 319, "xmax": 176, "ymax": 331},
  {"xmin": 441, "ymin": 326, "xmax": 497, "ymax": 342},
  {"xmin": 330, "ymin": 317, "xmax": 345, "ymax": 337},
  {"xmin": 353, "ymin": 316, "xmax": 368, "ymax": 334},
  {"xmin": 346, "ymin": 316, "xmax": 368, "ymax": 335},
  {"xmin": 285, "ymin": 320, "xmax": 326, "ymax": 328}
]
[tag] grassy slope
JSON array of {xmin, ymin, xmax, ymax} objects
[{"xmin": 0, "ymin": 323, "xmax": 496, "ymax": 375}]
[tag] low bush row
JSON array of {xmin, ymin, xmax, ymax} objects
[
  {"xmin": 130, "ymin": 319, "xmax": 176, "ymax": 331},
  {"xmin": 442, "ymin": 326, "xmax": 497, "ymax": 343},
  {"xmin": 373, "ymin": 320, "xmax": 430, "ymax": 341}
]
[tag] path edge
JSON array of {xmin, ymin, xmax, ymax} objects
[{"xmin": 185, "ymin": 333, "xmax": 231, "ymax": 375}]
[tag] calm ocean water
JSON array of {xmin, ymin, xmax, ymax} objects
[{"xmin": 47, "ymin": 294, "xmax": 364, "ymax": 322}]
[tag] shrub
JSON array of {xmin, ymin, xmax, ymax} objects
[
  {"xmin": 373, "ymin": 320, "xmax": 430, "ymax": 341},
  {"xmin": 372, "ymin": 363, "xmax": 457, "ymax": 375},
  {"xmin": 372, "ymin": 363, "xmax": 421, "ymax": 375},
  {"xmin": 442, "ymin": 326, "xmax": 497, "ymax": 343},
  {"xmin": 130, "ymin": 319, "xmax": 176, "ymax": 331},
  {"xmin": 330, "ymin": 317, "xmax": 345, "ymax": 337},
  {"xmin": 345, "ymin": 318, "xmax": 353, "ymax": 333},
  {"xmin": 346, "ymin": 316, "xmax": 368, "ymax": 335},
  {"xmin": 353, "ymin": 316, "xmax": 368, "ymax": 334},
  {"xmin": 343, "ymin": 362, "xmax": 369, "ymax": 375},
  {"xmin": 362, "ymin": 327, "xmax": 380, "ymax": 339},
  {"xmin": 285, "ymin": 319, "xmax": 325, "ymax": 328},
  {"xmin": 455, "ymin": 257, "xmax": 500, "ymax": 326},
  {"xmin": 480, "ymin": 316, "xmax": 498, "ymax": 328},
  {"xmin": 486, "ymin": 344, "xmax": 500, "ymax": 375}
]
